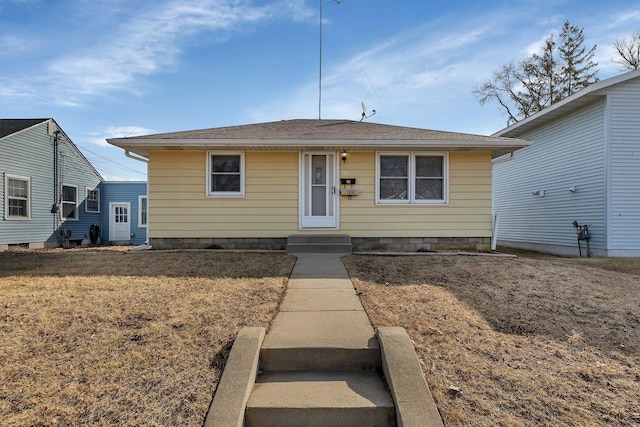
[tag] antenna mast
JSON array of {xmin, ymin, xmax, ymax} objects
[{"xmin": 318, "ymin": 0, "xmax": 322, "ymax": 120}]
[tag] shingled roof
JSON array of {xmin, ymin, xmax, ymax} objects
[
  {"xmin": 108, "ymin": 119, "xmax": 529, "ymax": 158},
  {"xmin": 0, "ymin": 119, "xmax": 49, "ymax": 139}
]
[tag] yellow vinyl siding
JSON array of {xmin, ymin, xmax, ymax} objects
[
  {"xmin": 339, "ymin": 152, "xmax": 491, "ymax": 237},
  {"xmin": 148, "ymin": 151, "xmax": 298, "ymax": 238},
  {"xmin": 147, "ymin": 150, "xmax": 492, "ymax": 239}
]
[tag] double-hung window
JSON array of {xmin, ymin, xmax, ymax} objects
[
  {"xmin": 86, "ymin": 188, "xmax": 100, "ymax": 213},
  {"xmin": 207, "ymin": 152, "xmax": 244, "ymax": 197},
  {"xmin": 62, "ymin": 184, "xmax": 78, "ymax": 220},
  {"xmin": 5, "ymin": 174, "xmax": 31, "ymax": 220},
  {"xmin": 377, "ymin": 153, "xmax": 447, "ymax": 204},
  {"xmin": 138, "ymin": 195, "xmax": 148, "ymax": 227}
]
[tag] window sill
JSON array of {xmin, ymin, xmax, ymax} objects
[{"xmin": 206, "ymin": 193, "xmax": 245, "ymax": 199}]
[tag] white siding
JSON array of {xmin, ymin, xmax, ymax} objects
[
  {"xmin": 603, "ymin": 78, "xmax": 640, "ymax": 250},
  {"xmin": 493, "ymin": 100, "xmax": 606, "ymax": 254}
]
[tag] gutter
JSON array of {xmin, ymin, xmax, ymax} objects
[{"xmin": 491, "ymin": 151, "xmax": 514, "ymax": 165}]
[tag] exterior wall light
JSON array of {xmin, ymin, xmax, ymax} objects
[{"xmin": 341, "ymin": 151, "xmax": 347, "ymax": 163}]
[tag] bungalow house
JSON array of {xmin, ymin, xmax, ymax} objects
[
  {"xmin": 0, "ymin": 118, "xmax": 147, "ymax": 250},
  {"xmin": 493, "ymin": 69, "xmax": 640, "ymax": 257},
  {"xmin": 108, "ymin": 119, "xmax": 527, "ymax": 251}
]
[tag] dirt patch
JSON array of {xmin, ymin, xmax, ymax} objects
[
  {"xmin": 343, "ymin": 252, "xmax": 640, "ymax": 427},
  {"xmin": 0, "ymin": 248, "xmax": 296, "ymax": 426}
]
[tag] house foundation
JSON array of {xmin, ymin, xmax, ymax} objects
[{"xmin": 150, "ymin": 236, "xmax": 491, "ymax": 252}]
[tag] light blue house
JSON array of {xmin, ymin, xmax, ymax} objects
[
  {"xmin": 100, "ymin": 181, "xmax": 147, "ymax": 246},
  {"xmin": 1, "ymin": 118, "xmax": 147, "ymax": 250},
  {"xmin": 493, "ymin": 69, "xmax": 640, "ymax": 257},
  {"xmin": 1, "ymin": 119, "xmax": 103, "ymax": 249}
]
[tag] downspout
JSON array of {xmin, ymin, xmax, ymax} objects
[
  {"xmin": 124, "ymin": 150, "xmax": 151, "ymax": 251},
  {"xmin": 491, "ymin": 151, "xmax": 515, "ymax": 251}
]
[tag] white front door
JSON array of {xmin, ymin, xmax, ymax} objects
[
  {"xmin": 300, "ymin": 153, "xmax": 338, "ymax": 228},
  {"xmin": 109, "ymin": 202, "xmax": 131, "ymax": 242}
]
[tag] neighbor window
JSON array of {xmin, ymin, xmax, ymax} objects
[
  {"xmin": 85, "ymin": 188, "xmax": 100, "ymax": 213},
  {"xmin": 62, "ymin": 184, "xmax": 78, "ymax": 220},
  {"xmin": 138, "ymin": 195, "xmax": 148, "ymax": 227},
  {"xmin": 377, "ymin": 153, "xmax": 447, "ymax": 204},
  {"xmin": 207, "ymin": 152, "xmax": 244, "ymax": 197},
  {"xmin": 5, "ymin": 174, "xmax": 31, "ymax": 220}
]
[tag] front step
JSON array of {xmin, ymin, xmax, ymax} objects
[
  {"xmin": 245, "ymin": 370, "xmax": 395, "ymax": 427},
  {"xmin": 286, "ymin": 234, "xmax": 352, "ymax": 253},
  {"xmin": 260, "ymin": 311, "xmax": 380, "ymax": 370}
]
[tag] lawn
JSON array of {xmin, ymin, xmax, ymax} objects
[
  {"xmin": 0, "ymin": 248, "xmax": 296, "ymax": 426},
  {"xmin": 1, "ymin": 248, "xmax": 639, "ymax": 426},
  {"xmin": 343, "ymin": 251, "xmax": 640, "ymax": 427}
]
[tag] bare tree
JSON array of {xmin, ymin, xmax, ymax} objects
[
  {"xmin": 473, "ymin": 62, "xmax": 529, "ymax": 126},
  {"xmin": 613, "ymin": 31, "xmax": 640, "ymax": 71}
]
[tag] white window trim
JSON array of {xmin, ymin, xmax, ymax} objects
[
  {"xmin": 4, "ymin": 174, "xmax": 31, "ymax": 220},
  {"xmin": 138, "ymin": 195, "xmax": 148, "ymax": 228},
  {"xmin": 206, "ymin": 151, "xmax": 245, "ymax": 198},
  {"xmin": 85, "ymin": 187, "xmax": 100, "ymax": 213},
  {"xmin": 376, "ymin": 152, "xmax": 449, "ymax": 205},
  {"xmin": 61, "ymin": 183, "xmax": 79, "ymax": 221}
]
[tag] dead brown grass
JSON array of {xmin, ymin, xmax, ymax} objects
[
  {"xmin": 343, "ymin": 252, "xmax": 640, "ymax": 427},
  {"xmin": 0, "ymin": 248, "xmax": 296, "ymax": 426}
]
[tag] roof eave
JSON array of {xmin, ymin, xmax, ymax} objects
[
  {"xmin": 107, "ymin": 138, "xmax": 529, "ymax": 159},
  {"xmin": 494, "ymin": 69, "xmax": 640, "ymax": 138}
]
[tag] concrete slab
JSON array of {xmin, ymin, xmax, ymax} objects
[
  {"xmin": 203, "ymin": 327, "xmax": 265, "ymax": 427},
  {"xmin": 287, "ymin": 277, "xmax": 355, "ymax": 289},
  {"xmin": 280, "ymin": 289, "xmax": 362, "ymax": 311},
  {"xmin": 289, "ymin": 253, "xmax": 351, "ymax": 279},
  {"xmin": 246, "ymin": 370, "xmax": 395, "ymax": 427},
  {"xmin": 263, "ymin": 311, "xmax": 376, "ymax": 349},
  {"xmin": 377, "ymin": 327, "xmax": 444, "ymax": 427}
]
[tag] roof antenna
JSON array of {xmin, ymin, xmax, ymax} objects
[{"xmin": 360, "ymin": 101, "xmax": 376, "ymax": 121}]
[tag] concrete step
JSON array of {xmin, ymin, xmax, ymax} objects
[
  {"xmin": 260, "ymin": 311, "xmax": 380, "ymax": 370},
  {"xmin": 245, "ymin": 370, "xmax": 396, "ymax": 427},
  {"xmin": 287, "ymin": 234, "xmax": 352, "ymax": 254}
]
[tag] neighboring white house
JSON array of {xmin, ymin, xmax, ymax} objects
[{"xmin": 493, "ymin": 69, "xmax": 640, "ymax": 257}]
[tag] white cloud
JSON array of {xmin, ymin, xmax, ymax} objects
[
  {"xmin": 0, "ymin": 35, "xmax": 31, "ymax": 54},
  {"xmin": 84, "ymin": 126, "xmax": 157, "ymax": 147},
  {"xmin": 608, "ymin": 9, "xmax": 640, "ymax": 28},
  {"xmin": 5, "ymin": 0, "xmax": 315, "ymax": 106}
]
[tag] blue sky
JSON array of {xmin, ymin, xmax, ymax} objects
[{"xmin": 2, "ymin": 0, "xmax": 640, "ymax": 180}]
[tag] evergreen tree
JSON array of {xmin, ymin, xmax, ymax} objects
[{"xmin": 557, "ymin": 20, "xmax": 599, "ymax": 97}]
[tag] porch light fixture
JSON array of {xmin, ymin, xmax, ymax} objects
[{"xmin": 341, "ymin": 151, "xmax": 347, "ymax": 163}]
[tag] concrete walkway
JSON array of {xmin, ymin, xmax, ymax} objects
[
  {"xmin": 205, "ymin": 252, "xmax": 443, "ymax": 427},
  {"xmin": 259, "ymin": 253, "xmax": 380, "ymax": 371}
]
